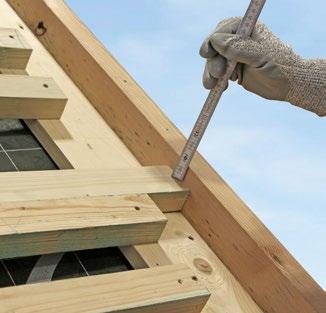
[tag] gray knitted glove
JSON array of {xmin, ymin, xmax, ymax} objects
[{"xmin": 200, "ymin": 17, "xmax": 326, "ymax": 117}]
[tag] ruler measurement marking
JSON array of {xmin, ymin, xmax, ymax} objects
[{"xmin": 172, "ymin": 0, "xmax": 266, "ymax": 181}]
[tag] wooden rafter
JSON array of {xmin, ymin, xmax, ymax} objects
[{"xmin": 6, "ymin": 1, "xmax": 325, "ymax": 313}]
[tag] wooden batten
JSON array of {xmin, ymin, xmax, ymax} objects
[
  {"xmin": 0, "ymin": 264, "xmax": 210, "ymax": 313},
  {"xmin": 0, "ymin": 27, "xmax": 67, "ymax": 119},
  {"xmin": 0, "ymin": 75, "xmax": 67, "ymax": 119},
  {"xmin": 0, "ymin": 28, "xmax": 32, "ymax": 69},
  {"xmin": 0, "ymin": 166, "xmax": 189, "ymax": 212},
  {"xmin": 0, "ymin": 194, "xmax": 167, "ymax": 259}
]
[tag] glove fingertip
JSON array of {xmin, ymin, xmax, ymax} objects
[
  {"xmin": 207, "ymin": 55, "xmax": 227, "ymax": 79},
  {"xmin": 203, "ymin": 79, "xmax": 217, "ymax": 90},
  {"xmin": 203, "ymin": 73, "xmax": 218, "ymax": 90},
  {"xmin": 215, "ymin": 17, "xmax": 241, "ymax": 34},
  {"xmin": 210, "ymin": 33, "xmax": 237, "ymax": 51},
  {"xmin": 200, "ymin": 38, "xmax": 217, "ymax": 58}
]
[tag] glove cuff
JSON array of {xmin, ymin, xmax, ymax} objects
[{"xmin": 284, "ymin": 59, "xmax": 326, "ymax": 116}]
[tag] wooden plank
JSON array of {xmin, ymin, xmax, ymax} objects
[
  {"xmin": 0, "ymin": 27, "xmax": 32, "ymax": 69},
  {"xmin": 0, "ymin": 166, "xmax": 188, "ymax": 211},
  {"xmin": 0, "ymin": 74, "xmax": 67, "ymax": 119},
  {"xmin": 0, "ymin": 194, "xmax": 167, "ymax": 259},
  {"xmin": 8, "ymin": 1, "xmax": 324, "ymax": 313},
  {"xmin": 0, "ymin": 264, "xmax": 210, "ymax": 313},
  {"xmin": 0, "ymin": 2, "xmax": 264, "ymax": 312}
]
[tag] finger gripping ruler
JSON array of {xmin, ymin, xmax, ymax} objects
[{"xmin": 172, "ymin": 0, "xmax": 266, "ymax": 181}]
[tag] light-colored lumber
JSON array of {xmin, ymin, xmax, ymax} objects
[
  {"xmin": 0, "ymin": 8, "xmax": 173, "ymax": 276},
  {"xmin": 120, "ymin": 243, "xmax": 172, "ymax": 269},
  {"xmin": 150, "ymin": 191, "xmax": 188, "ymax": 213},
  {"xmin": 0, "ymin": 1, "xmax": 265, "ymax": 312},
  {"xmin": 0, "ymin": 194, "xmax": 167, "ymax": 259},
  {"xmin": 160, "ymin": 213, "xmax": 265, "ymax": 313},
  {"xmin": 0, "ymin": 166, "xmax": 188, "ymax": 212},
  {"xmin": 0, "ymin": 27, "xmax": 32, "ymax": 69},
  {"xmin": 0, "ymin": 264, "xmax": 210, "ymax": 313},
  {"xmin": 121, "ymin": 213, "xmax": 267, "ymax": 313},
  {"xmin": 0, "ymin": 74, "xmax": 67, "ymax": 119},
  {"xmin": 8, "ymin": 1, "xmax": 325, "ymax": 313}
]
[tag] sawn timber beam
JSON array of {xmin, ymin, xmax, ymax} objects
[
  {"xmin": 0, "ymin": 165, "xmax": 189, "ymax": 212},
  {"xmin": 0, "ymin": 28, "xmax": 67, "ymax": 119},
  {"xmin": 0, "ymin": 28, "xmax": 32, "ymax": 69},
  {"xmin": 0, "ymin": 74, "xmax": 67, "ymax": 119},
  {"xmin": 8, "ymin": 1, "xmax": 325, "ymax": 313},
  {"xmin": 0, "ymin": 194, "xmax": 167, "ymax": 259},
  {"xmin": 0, "ymin": 264, "xmax": 210, "ymax": 313}
]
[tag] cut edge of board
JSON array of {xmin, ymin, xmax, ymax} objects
[
  {"xmin": 0, "ymin": 75, "xmax": 67, "ymax": 120},
  {"xmin": 0, "ymin": 28, "xmax": 32, "ymax": 69}
]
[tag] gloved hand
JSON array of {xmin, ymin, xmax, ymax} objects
[{"xmin": 200, "ymin": 17, "xmax": 326, "ymax": 117}]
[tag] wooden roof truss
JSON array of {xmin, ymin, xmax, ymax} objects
[{"xmin": 0, "ymin": 1, "xmax": 324, "ymax": 312}]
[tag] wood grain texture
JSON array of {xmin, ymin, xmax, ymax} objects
[
  {"xmin": 7, "ymin": 1, "xmax": 324, "ymax": 312},
  {"xmin": 123, "ymin": 213, "xmax": 265, "ymax": 313},
  {"xmin": 0, "ymin": 166, "xmax": 188, "ymax": 212},
  {"xmin": 120, "ymin": 244, "xmax": 172, "ymax": 269},
  {"xmin": 0, "ymin": 264, "xmax": 210, "ymax": 313},
  {"xmin": 160, "ymin": 213, "xmax": 263, "ymax": 313},
  {"xmin": 150, "ymin": 191, "xmax": 188, "ymax": 213},
  {"xmin": 0, "ymin": 194, "xmax": 167, "ymax": 259},
  {"xmin": 0, "ymin": 75, "xmax": 67, "ymax": 119},
  {"xmin": 0, "ymin": 1, "xmax": 271, "ymax": 312},
  {"xmin": 0, "ymin": 28, "xmax": 32, "ymax": 69}
]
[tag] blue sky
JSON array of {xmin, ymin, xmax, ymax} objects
[{"xmin": 66, "ymin": 0, "xmax": 325, "ymax": 288}]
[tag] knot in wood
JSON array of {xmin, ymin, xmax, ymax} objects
[{"xmin": 193, "ymin": 258, "xmax": 213, "ymax": 274}]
